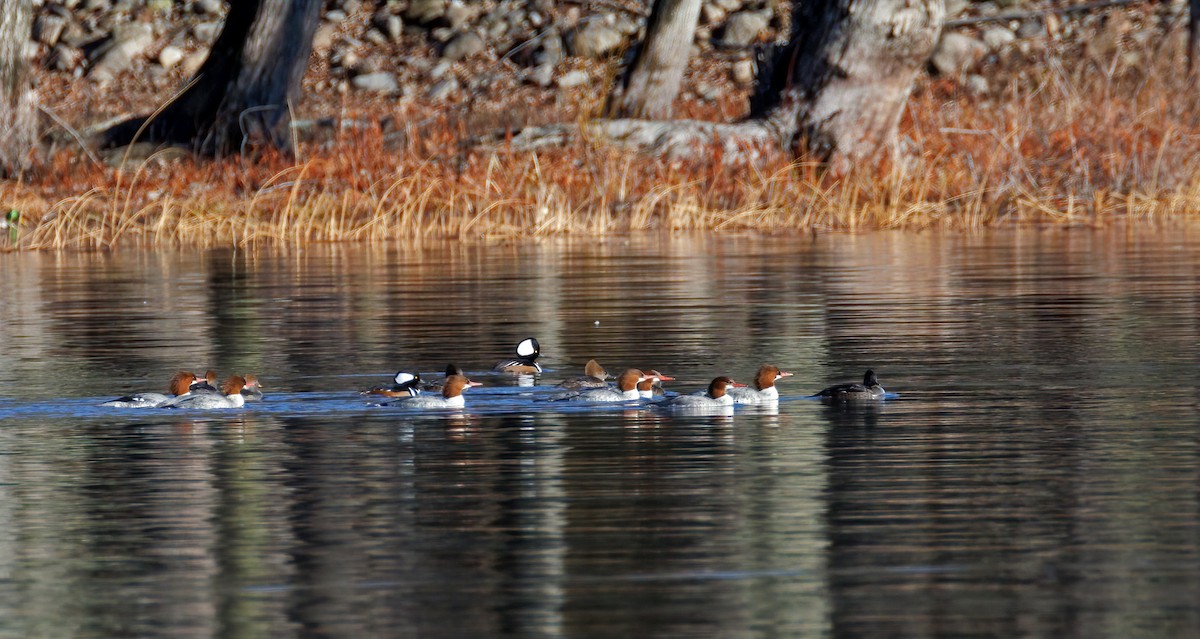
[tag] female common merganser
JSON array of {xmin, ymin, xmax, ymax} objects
[
  {"xmin": 552, "ymin": 368, "xmax": 646, "ymax": 402},
  {"xmin": 361, "ymin": 371, "xmax": 423, "ymax": 398},
  {"xmin": 162, "ymin": 376, "xmax": 249, "ymax": 409},
  {"xmin": 556, "ymin": 359, "xmax": 610, "ymax": 390},
  {"xmin": 815, "ymin": 369, "xmax": 886, "ymax": 401},
  {"xmin": 638, "ymin": 370, "xmax": 675, "ymax": 399},
  {"xmin": 240, "ymin": 375, "xmax": 264, "ymax": 401},
  {"xmin": 727, "ymin": 364, "xmax": 794, "ymax": 404},
  {"xmin": 660, "ymin": 377, "xmax": 744, "ymax": 408},
  {"xmin": 493, "ymin": 338, "xmax": 541, "ymax": 373},
  {"xmin": 421, "ymin": 364, "xmax": 465, "ymax": 393},
  {"xmin": 379, "ymin": 374, "xmax": 482, "ymax": 409},
  {"xmin": 100, "ymin": 371, "xmax": 208, "ymax": 408}
]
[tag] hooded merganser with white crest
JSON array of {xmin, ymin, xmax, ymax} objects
[
  {"xmin": 493, "ymin": 338, "xmax": 542, "ymax": 373},
  {"xmin": 161, "ymin": 376, "xmax": 249, "ymax": 409},
  {"xmin": 638, "ymin": 370, "xmax": 675, "ymax": 398},
  {"xmin": 361, "ymin": 370, "xmax": 423, "ymax": 398},
  {"xmin": 727, "ymin": 364, "xmax": 793, "ymax": 404},
  {"xmin": 379, "ymin": 374, "xmax": 482, "ymax": 409},
  {"xmin": 556, "ymin": 359, "xmax": 609, "ymax": 390},
  {"xmin": 660, "ymin": 376, "xmax": 744, "ymax": 408},
  {"xmin": 101, "ymin": 371, "xmax": 209, "ymax": 408},
  {"xmin": 815, "ymin": 369, "xmax": 886, "ymax": 401},
  {"xmin": 555, "ymin": 368, "xmax": 646, "ymax": 402}
]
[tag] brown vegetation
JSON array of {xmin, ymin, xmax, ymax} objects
[{"xmin": 4, "ymin": 22, "xmax": 1200, "ymax": 251}]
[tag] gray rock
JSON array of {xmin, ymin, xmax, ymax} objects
[
  {"xmin": 930, "ymin": 32, "xmax": 987, "ymax": 76},
  {"xmin": 193, "ymin": 0, "xmax": 222, "ymax": 15},
  {"xmin": 965, "ymin": 74, "xmax": 989, "ymax": 94},
  {"xmin": 89, "ymin": 47, "xmax": 132, "ymax": 83},
  {"xmin": 555, "ymin": 70, "xmax": 588, "ymax": 89},
  {"xmin": 701, "ymin": 4, "xmax": 726, "ymax": 25},
  {"xmin": 730, "ymin": 58, "xmax": 755, "ymax": 85},
  {"xmin": 535, "ymin": 29, "xmax": 564, "ymax": 66},
  {"xmin": 567, "ymin": 21, "xmax": 624, "ymax": 58},
  {"xmin": 181, "ymin": 51, "xmax": 206, "ymax": 76},
  {"xmin": 944, "ymin": 0, "xmax": 970, "ymax": 18},
  {"xmin": 713, "ymin": 0, "xmax": 742, "ymax": 11},
  {"xmin": 696, "ymin": 82, "xmax": 720, "ymax": 102},
  {"xmin": 428, "ymin": 76, "xmax": 459, "ymax": 101},
  {"xmin": 325, "ymin": 10, "xmax": 347, "ymax": 23},
  {"xmin": 192, "ymin": 21, "xmax": 220, "ymax": 43},
  {"xmin": 47, "ymin": 44, "xmax": 84, "ymax": 72},
  {"xmin": 429, "ymin": 59, "xmax": 452, "ymax": 80},
  {"xmin": 112, "ymin": 22, "xmax": 154, "ymax": 59},
  {"xmin": 444, "ymin": 1, "xmax": 474, "ymax": 30},
  {"xmin": 442, "ymin": 31, "xmax": 484, "ymax": 61},
  {"xmin": 720, "ymin": 11, "xmax": 769, "ymax": 48},
  {"xmin": 982, "ymin": 25, "xmax": 1016, "ymax": 51},
  {"xmin": 158, "ymin": 45, "xmax": 184, "ymax": 69},
  {"xmin": 373, "ymin": 11, "xmax": 403, "ymax": 41},
  {"xmin": 312, "ymin": 22, "xmax": 337, "ymax": 52},
  {"xmin": 352, "ymin": 71, "xmax": 399, "ymax": 93},
  {"xmin": 33, "ymin": 14, "xmax": 68, "ymax": 46},
  {"xmin": 404, "ymin": 0, "xmax": 446, "ymax": 25},
  {"xmin": 1017, "ymin": 19, "xmax": 1044, "ymax": 39},
  {"xmin": 527, "ymin": 63, "xmax": 554, "ymax": 87}
]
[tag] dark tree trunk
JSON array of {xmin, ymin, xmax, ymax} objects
[
  {"xmin": 1, "ymin": 0, "xmax": 36, "ymax": 177},
  {"xmin": 751, "ymin": 0, "xmax": 944, "ymax": 170},
  {"xmin": 605, "ymin": 0, "xmax": 702, "ymax": 119},
  {"xmin": 101, "ymin": 0, "xmax": 321, "ymax": 158}
]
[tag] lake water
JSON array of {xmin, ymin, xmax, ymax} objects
[{"xmin": 1, "ymin": 228, "xmax": 1199, "ymax": 638}]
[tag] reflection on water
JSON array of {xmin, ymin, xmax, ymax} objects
[{"xmin": 1, "ymin": 227, "xmax": 1200, "ymax": 638}]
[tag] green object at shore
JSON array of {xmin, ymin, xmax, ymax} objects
[{"xmin": 5, "ymin": 209, "xmax": 19, "ymax": 243}]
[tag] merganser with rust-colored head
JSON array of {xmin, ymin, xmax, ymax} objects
[
  {"xmin": 554, "ymin": 368, "xmax": 646, "ymax": 402},
  {"xmin": 727, "ymin": 364, "xmax": 793, "ymax": 404},
  {"xmin": 557, "ymin": 359, "xmax": 610, "ymax": 390},
  {"xmin": 638, "ymin": 370, "xmax": 675, "ymax": 399},
  {"xmin": 493, "ymin": 338, "xmax": 542, "ymax": 374},
  {"xmin": 815, "ymin": 369, "xmax": 886, "ymax": 401},
  {"xmin": 661, "ymin": 376, "xmax": 744, "ymax": 408},
  {"xmin": 240, "ymin": 375, "xmax": 264, "ymax": 401},
  {"xmin": 100, "ymin": 370, "xmax": 208, "ymax": 408},
  {"xmin": 380, "ymin": 374, "xmax": 482, "ymax": 409},
  {"xmin": 161, "ymin": 376, "xmax": 249, "ymax": 409},
  {"xmin": 421, "ymin": 364, "xmax": 465, "ymax": 393}
]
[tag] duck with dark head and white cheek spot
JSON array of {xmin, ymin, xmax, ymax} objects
[{"xmin": 493, "ymin": 337, "xmax": 541, "ymax": 374}]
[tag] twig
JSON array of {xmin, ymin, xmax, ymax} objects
[{"xmin": 38, "ymin": 105, "xmax": 102, "ymax": 168}]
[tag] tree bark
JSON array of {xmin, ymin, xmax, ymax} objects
[
  {"xmin": 101, "ymin": 0, "xmax": 321, "ymax": 158},
  {"xmin": 605, "ymin": 0, "xmax": 702, "ymax": 119},
  {"xmin": 1189, "ymin": 0, "xmax": 1200, "ymax": 76},
  {"xmin": 750, "ymin": 0, "xmax": 945, "ymax": 171},
  {"xmin": 0, "ymin": 0, "xmax": 36, "ymax": 177}
]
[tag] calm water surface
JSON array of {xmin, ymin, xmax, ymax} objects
[{"xmin": 1, "ymin": 228, "xmax": 1199, "ymax": 638}]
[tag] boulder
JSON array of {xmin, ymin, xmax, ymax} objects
[{"xmin": 567, "ymin": 20, "xmax": 623, "ymax": 58}]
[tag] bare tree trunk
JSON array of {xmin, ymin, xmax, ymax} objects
[
  {"xmin": 605, "ymin": 0, "xmax": 702, "ymax": 119},
  {"xmin": 0, "ymin": 0, "xmax": 36, "ymax": 177},
  {"xmin": 751, "ymin": 0, "xmax": 944, "ymax": 171},
  {"xmin": 101, "ymin": 0, "xmax": 320, "ymax": 158},
  {"xmin": 1189, "ymin": 0, "xmax": 1200, "ymax": 76}
]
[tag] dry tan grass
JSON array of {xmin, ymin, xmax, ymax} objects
[{"xmin": 5, "ymin": 24, "xmax": 1200, "ymax": 251}]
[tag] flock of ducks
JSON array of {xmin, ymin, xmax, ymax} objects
[
  {"xmin": 101, "ymin": 371, "xmax": 263, "ymax": 409},
  {"xmin": 99, "ymin": 338, "xmax": 886, "ymax": 411}
]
